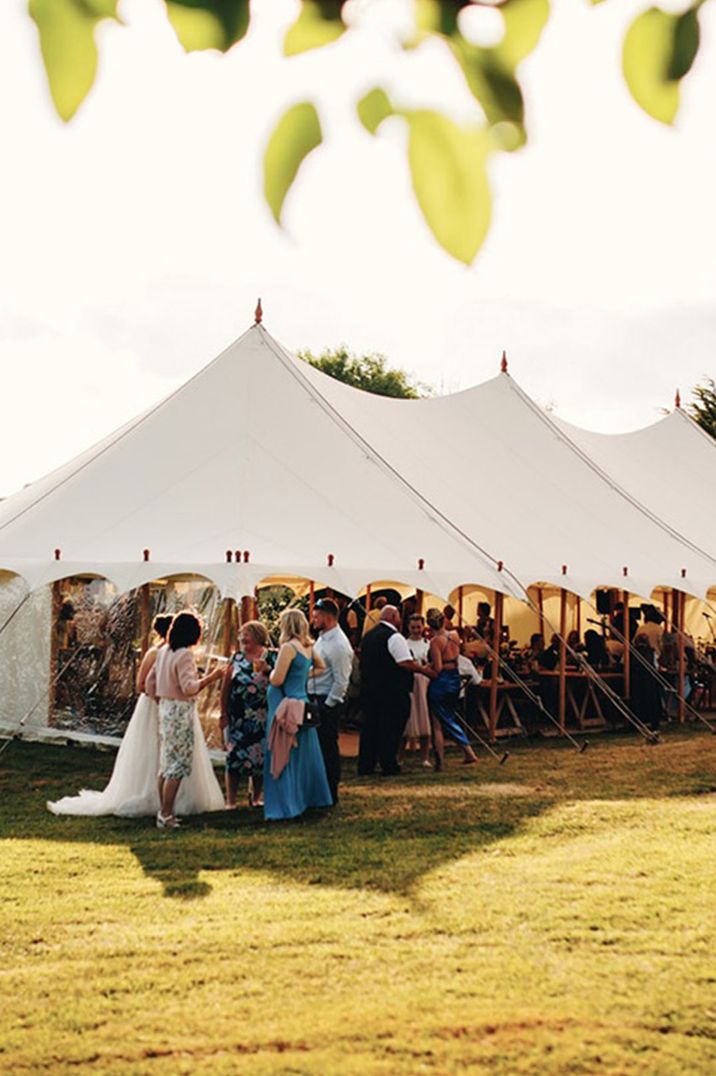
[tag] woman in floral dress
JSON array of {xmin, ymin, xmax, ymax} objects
[{"xmin": 220, "ymin": 620, "xmax": 276, "ymax": 808}]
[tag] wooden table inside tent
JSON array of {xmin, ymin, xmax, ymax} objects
[
  {"xmin": 537, "ymin": 669, "xmax": 624, "ymax": 730},
  {"xmin": 467, "ymin": 679, "xmax": 527, "ymax": 739}
]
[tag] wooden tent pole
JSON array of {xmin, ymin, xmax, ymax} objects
[
  {"xmin": 489, "ymin": 590, "xmax": 504, "ymax": 742},
  {"xmin": 139, "ymin": 584, "xmax": 151, "ymax": 659},
  {"xmin": 537, "ymin": 586, "xmax": 544, "ymax": 637},
  {"xmin": 365, "ymin": 584, "xmax": 372, "ymax": 613},
  {"xmin": 309, "ymin": 580, "xmax": 315, "ymax": 616},
  {"xmin": 558, "ymin": 587, "xmax": 567, "ymax": 731},
  {"xmin": 415, "ymin": 588, "xmax": 423, "ymax": 616},
  {"xmin": 576, "ymin": 594, "xmax": 581, "ymax": 638},
  {"xmin": 457, "ymin": 585, "xmax": 464, "ymax": 625},
  {"xmin": 48, "ymin": 581, "xmax": 62, "ymax": 726},
  {"xmin": 622, "ymin": 589, "xmax": 630, "ymax": 701},
  {"xmin": 222, "ymin": 598, "xmax": 234, "ymax": 657},
  {"xmin": 677, "ymin": 589, "xmax": 686, "ymax": 723}
]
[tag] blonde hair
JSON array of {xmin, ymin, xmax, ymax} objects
[
  {"xmin": 239, "ymin": 620, "xmax": 271, "ymax": 649},
  {"xmin": 279, "ymin": 608, "xmax": 312, "ymax": 648}
]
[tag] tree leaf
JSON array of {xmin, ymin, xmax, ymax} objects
[
  {"xmin": 284, "ymin": 1, "xmax": 346, "ymax": 57},
  {"xmin": 622, "ymin": 6, "xmax": 700, "ymax": 125},
  {"xmin": 495, "ymin": 0, "xmax": 550, "ymax": 70},
  {"xmin": 415, "ymin": 0, "xmax": 467, "ymax": 37},
  {"xmin": 165, "ymin": 1, "xmax": 250, "ymax": 52},
  {"xmin": 357, "ymin": 88, "xmax": 393, "ymax": 135},
  {"xmin": 264, "ymin": 102, "xmax": 323, "ymax": 224},
  {"xmin": 29, "ymin": 0, "xmax": 119, "ymax": 122},
  {"xmin": 405, "ymin": 110, "xmax": 491, "ymax": 264}
]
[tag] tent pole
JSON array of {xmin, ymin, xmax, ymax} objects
[
  {"xmin": 677, "ymin": 589, "xmax": 686, "ymax": 723},
  {"xmin": 457, "ymin": 585, "xmax": 464, "ymax": 625},
  {"xmin": 222, "ymin": 599, "xmax": 234, "ymax": 657},
  {"xmin": 139, "ymin": 584, "xmax": 151, "ymax": 659},
  {"xmin": 48, "ymin": 581, "xmax": 62, "ymax": 726},
  {"xmin": 252, "ymin": 587, "xmax": 259, "ymax": 621},
  {"xmin": 576, "ymin": 594, "xmax": 581, "ymax": 637},
  {"xmin": 489, "ymin": 590, "xmax": 504, "ymax": 742},
  {"xmin": 415, "ymin": 588, "xmax": 423, "ymax": 616},
  {"xmin": 559, "ymin": 588, "xmax": 567, "ymax": 731},
  {"xmin": 622, "ymin": 589, "xmax": 630, "ymax": 701},
  {"xmin": 309, "ymin": 580, "xmax": 315, "ymax": 616},
  {"xmin": 365, "ymin": 584, "xmax": 372, "ymax": 613},
  {"xmin": 537, "ymin": 586, "xmax": 544, "ymax": 637}
]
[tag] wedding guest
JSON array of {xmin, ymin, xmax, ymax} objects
[
  {"xmin": 400, "ymin": 613, "xmax": 432, "ymax": 767},
  {"xmin": 584, "ymin": 629, "xmax": 611, "ymax": 670},
  {"xmin": 359, "ymin": 605, "xmax": 432, "ymax": 776},
  {"xmin": 146, "ymin": 611, "xmax": 223, "ymax": 829},
  {"xmin": 476, "ymin": 601, "xmax": 494, "ymax": 643},
  {"xmin": 362, "ymin": 594, "xmax": 387, "ymax": 636},
  {"xmin": 442, "ymin": 604, "xmax": 457, "ymax": 633},
  {"xmin": 220, "ymin": 620, "xmax": 276, "ymax": 809},
  {"xmin": 264, "ymin": 609, "xmax": 332, "ymax": 821},
  {"xmin": 309, "ymin": 598, "xmax": 353, "ymax": 804},
  {"xmin": 634, "ymin": 605, "xmax": 664, "ymax": 659},
  {"xmin": 427, "ymin": 608, "xmax": 479, "ymax": 771}
]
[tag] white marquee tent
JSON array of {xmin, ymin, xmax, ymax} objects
[{"xmin": 1, "ymin": 319, "xmax": 713, "ymax": 731}]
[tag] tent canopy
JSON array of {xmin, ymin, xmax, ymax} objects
[{"xmin": 0, "ymin": 322, "xmax": 713, "ymax": 602}]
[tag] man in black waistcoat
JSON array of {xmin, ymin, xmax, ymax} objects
[{"xmin": 358, "ymin": 605, "xmax": 433, "ymax": 776}]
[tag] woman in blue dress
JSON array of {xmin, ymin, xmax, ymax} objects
[{"xmin": 264, "ymin": 609, "xmax": 332, "ymax": 821}]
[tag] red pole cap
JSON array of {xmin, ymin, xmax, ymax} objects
[
  {"xmin": 255, "ymin": 298, "xmax": 263, "ymax": 324},
  {"xmin": 243, "ymin": 550, "xmax": 250, "ymax": 563},
  {"xmin": 143, "ymin": 549, "xmax": 150, "ymax": 562},
  {"xmin": 235, "ymin": 550, "xmax": 241, "ymax": 563},
  {"xmin": 500, "ymin": 350, "xmax": 508, "ymax": 373},
  {"xmin": 681, "ymin": 568, "xmax": 687, "ymax": 578},
  {"xmin": 418, "ymin": 558, "xmax": 425, "ymax": 570},
  {"xmin": 561, "ymin": 564, "xmax": 567, "ymax": 576},
  {"xmin": 622, "ymin": 566, "xmax": 628, "ymax": 577},
  {"xmin": 54, "ymin": 548, "xmax": 61, "ymax": 561},
  {"xmin": 327, "ymin": 553, "xmax": 334, "ymax": 567},
  {"xmin": 675, "ymin": 388, "xmax": 681, "ymax": 409},
  {"xmin": 497, "ymin": 560, "xmax": 504, "ymax": 572},
  {"xmin": 225, "ymin": 550, "xmax": 232, "ymax": 563}
]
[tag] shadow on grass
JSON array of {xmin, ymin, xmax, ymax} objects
[{"xmin": 1, "ymin": 731, "xmax": 714, "ymax": 900}]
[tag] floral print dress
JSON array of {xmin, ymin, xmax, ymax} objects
[{"xmin": 225, "ymin": 650, "xmax": 276, "ymax": 778}]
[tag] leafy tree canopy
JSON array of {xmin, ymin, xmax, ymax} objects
[
  {"xmin": 27, "ymin": 0, "xmax": 711, "ymax": 265},
  {"xmin": 688, "ymin": 378, "xmax": 716, "ymax": 439},
  {"xmin": 300, "ymin": 347, "xmax": 429, "ymax": 399}
]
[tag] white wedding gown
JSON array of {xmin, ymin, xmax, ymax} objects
[{"xmin": 47, "ymin": 694, "xmax": 225, "ymax": 817}]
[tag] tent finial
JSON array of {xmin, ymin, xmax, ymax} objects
[
  {"xmin": 327, "ymin": 553, "xmax": 334, "ymax": 567},
  {"xmin": 681, "ymin": 567, "xmax": 687, "ymax": 578},
  {"xmin": 675, "ymin": 387, "xmax": 681, "ymax": 409},
  {"xmin": 54, "ymin": 548, "xmax": 61, "ymax": 561},
  {"xmin": 561, "ymin": 564, "xmax": 567, "ymax": 576},
  {"xmin": 500, "ymin": 350, "xmax": 508, "ymax": 374},
  {"xmin": 255, "ymin": 298, "xmax": 263, "ymax": 325},
  {"xmin": 623, "ymin": 566, "xmax": 628, "ymax": 577},
  {"xmin": 143, "ymin": 548, "xmax": 150, "ymax": 562}
]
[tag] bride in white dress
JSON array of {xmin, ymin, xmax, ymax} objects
[{"xmin": 48, "ymin": 615, "xmax": 225, "ymax": 818}]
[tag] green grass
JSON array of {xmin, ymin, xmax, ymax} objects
[{"xmin": 1, "ymin": 730, "xmax": 715, "ymax": 1074}]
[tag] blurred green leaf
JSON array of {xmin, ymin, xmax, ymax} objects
[
  {"xmin": 668, "ymin": 7, "xmax": 700, "ymax": 80},
  {"xmin": 405, "ymin": 110, "xmax": 491, "ymax": 264},
  {"xmin": 415, "ymin": 0, "xmax": 467, "ymax": 37},
  {"xmin": 29, "ymin": 0, "xmax": 120, "ymax": 122},
  {"xmin": 622, "ymin": 6, "xmax": 700, "ymax": 124},
  {"xmin": 450, "ymin": 39, "xmax": 525, "ymax": 135},
  {"xmin": 495, "ymin": 0, "xmax": 550, "ymax": 69},
  {"xmin": 284, "ymin": 1, "xmax": 346, "ymax": 56},
  {"xmin": 264, "ymin": 102, "xmax": 323, "ymax": 224},
  {"xmin": 165, "ymin": 0, "xmax": 250, "ymax": 52},
  {"xmin": 357, "ymin": 88, "xmax": 393, "ymax": 134}
]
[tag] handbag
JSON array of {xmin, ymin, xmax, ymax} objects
[{"xmin": 302, "ymin": 698, "xmax": 322, "ymax": 730}]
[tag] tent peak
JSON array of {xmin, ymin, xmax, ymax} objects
[
  {"xmin": 254, "ymin": 298, "xmax": 263, "ymax": 325},
  {"xmin": 500, "ymin": 350, "xmax": 508, "ymax": 374},
  {"xmin": 674, "ymin": 387, "xmax": 681, "ymax": 410}
]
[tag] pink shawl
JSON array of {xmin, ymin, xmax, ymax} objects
[{"xmin": 268, "ymin": 698, "xmax": 305, "ymax": 779}]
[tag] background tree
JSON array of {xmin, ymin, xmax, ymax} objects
[
  {"xmin": 27, "ymin": 0, "xmax": 711, "ymax": 266},
  {"xmin": 688, "ymin": 378, "xmax": 716, "ymax": 439},
  {"xmin": 300, "ymin": 347, "xmax": 429, "ymax": 399}
]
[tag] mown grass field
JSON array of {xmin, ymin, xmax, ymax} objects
[{"xmin": 1, "ymin": 729, "xmax": 715, "ymax": 1074}]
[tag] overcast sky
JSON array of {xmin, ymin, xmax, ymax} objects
[{"xmin": 1, "ymin": 0, "xmax": 714, "ymax": 497}]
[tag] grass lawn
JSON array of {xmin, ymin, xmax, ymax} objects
[{"xmin": 1, "ymin": 729, "xmax": 715, "ymax": 1074}]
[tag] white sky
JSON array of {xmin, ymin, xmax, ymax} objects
[{"xmin": 0, "ymin": 0, "xmax": 714, "ymax": 497}]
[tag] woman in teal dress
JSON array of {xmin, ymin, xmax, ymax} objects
[{"xmin": 264, "ymin": 609, "xmax": 332, "ymax": 821}]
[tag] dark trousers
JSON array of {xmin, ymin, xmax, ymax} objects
[
  {"xmin": 310, "ymin": 694, "xmax": 342, "ymax": 804},
  {"xmin": 358, "ymin": 692, "xmax": 410, "ymax": 775}
]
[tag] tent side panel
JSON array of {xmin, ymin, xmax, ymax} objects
[{"xmin": 0, "ymin": 577, "xmax": 51, "ymax": 728}]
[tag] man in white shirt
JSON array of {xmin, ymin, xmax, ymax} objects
[
  {"xmin": 358, "ymin": 605, "xmax": 434, "ymax": 776},
  {"xmin": 309, "ymin": 598, "xmax": 354, "ymax": 804}
]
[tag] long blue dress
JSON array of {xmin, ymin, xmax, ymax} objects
[{"xmin": 264, "ymin": 649, "xmax": 332, "ymax": 820}]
